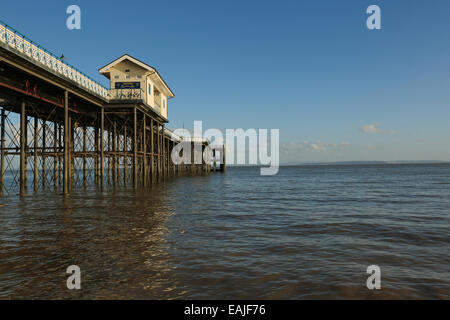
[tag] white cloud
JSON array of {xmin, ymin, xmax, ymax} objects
[
  {"xmin": 283, "ymin": 140, "xmax": 350, "ymax": 153},
  {"xmin": 360, "ymin": 124, "xmax": 396, "ymax": 135}
]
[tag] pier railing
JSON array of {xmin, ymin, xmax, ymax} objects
[{"xmin": 0, "ymin": 20, "xmax": 109, "ymax": 100}]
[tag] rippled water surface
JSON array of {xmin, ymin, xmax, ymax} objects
[{"xmin": 0, "ymin": 164, "xmax": 449, "ymax": 299}]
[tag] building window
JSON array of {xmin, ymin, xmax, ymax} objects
[
  {"xmin": 125, "ymin": 69, "xmax": 130, "ymax": 73},
  {"xmin": 148, "ymin": 84, "xmax": 151, "ymax": 95},
  {"xmin": 114, "ymin": 75, "xmax": 119, "ymax": 79},
  {"xmin": 126, "ymin": 75, "xmax": 130, "ymax": 79},
  {"xmin": 137, "ymin": 75, "xmax": 142, "ymax": 79},
  {"xmin": 163, "ymin": 99, "xmax": 166, "ymax": 109}
]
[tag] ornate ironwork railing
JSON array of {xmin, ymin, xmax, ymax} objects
[
  {"xmin": 0, "ymin": 20, "xmax": 108, "ymax": 99},
  {"xmin": 108, "ymin": 88, "xmax": 145, "ymax": 100}
]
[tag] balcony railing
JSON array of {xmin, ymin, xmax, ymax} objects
[
  {"xmin": 0, "ymin": 20, "xmax": 108, "ymax": 99},
  {"xmin": 108, "ymin": 88, "xmax": 145, "ymax": 101}
]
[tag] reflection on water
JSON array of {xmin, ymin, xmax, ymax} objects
[{"xmin": 0, "ymin": 165, "xmax": 449, "ymax": 299}]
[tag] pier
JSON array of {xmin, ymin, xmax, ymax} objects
[{"xmin": 0, "ymin": 21, "xmax": 225, "ymax": 196}]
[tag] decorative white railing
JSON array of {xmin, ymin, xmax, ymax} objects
[{"xmin": 0, "ymin": 20, "xmax": 108, "ymax": 99}]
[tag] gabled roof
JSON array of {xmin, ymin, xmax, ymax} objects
[{"xmin": 98, "ymin": 54, "xmax": 175, "ymax": 98}]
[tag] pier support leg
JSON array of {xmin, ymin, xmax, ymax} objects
[
  {"xmin": 142, "ymin": 115, "xmax": 147, "ymax": 186},
  {"xmin": 157, "ymin": 122, "xmax": 161, "ymax": 180},
  {"xmin": 63, "ymin": 91, "xmax": 69, "ymax": 195},
  {"xmin": 123, "ymin": 123, "xmax": 127, "ymax": 185},
  {"xmin": 107, "ymin": 129, "xmax": 111, "ymax": 184},
  {"xmin": 94, "ymin": 123, "xmax": 98, "ymax": 183},
  {"xmin": 162, "ymin": 126, "xmax": 166, "ymax": 179},
  {"xmin": 69, "ymin": 116, "xmax": 74, "ymax": 189},
  {"xmin": 191, "ymin": 142, "xmax": 194, "ymax": 175},
  {"xmin": 150, "ymin": 118, "xmax": 155, "ymax": 183},
  {"xmin": 168, "ymin": 139, "xmax": 171, "ymax": 177},
  {"xmin": 83, "ymin": 123, "xmax": 87, "ymax": 185},
  {"xmin": 133, "ymin": 108, "xmax": 138, "ymax": 188},
  {"xmin": 58, "ymin": 124, "xmax": 62, "ymax": 186},
  {"xmin": 53, "ymin": 121, "xmax": 58, "ymax": 188},
  {"xmin": 42, "ymin": 121, "xmax": 46, "ymax": 187},
  {"xmin": 34, "ymin": 117, "xmax": 38, "ymax": 192},
  {"xmin": 20, "ymin": 100, "xmax": 27, "ymax": 195},
  {"xmin": 0, "ymin": 108, "xmax": 5, "ymax": 195},
  {"xmin": 113, "ymin": 120, "xmax": 117, "ymax": 185},
  {"xmin": 221, "ymin": 144, "xmax": 226, "ymax": 172},
  {"xmin": 100, "ymin": 108, "xmax": 104, "ymax": 187}
]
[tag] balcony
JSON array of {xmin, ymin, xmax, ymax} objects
[
  {"xmin": 108, "ymin": 88, "xmax": 164, "ymax": 118},
  {"xmin": 108, "ymin": 88, "xmax": 144, "ymax": 101}
]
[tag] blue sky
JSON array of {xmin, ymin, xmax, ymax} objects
[{"xmin": 2, "ymin": 0, "xmax": 450, "ymax": 163}]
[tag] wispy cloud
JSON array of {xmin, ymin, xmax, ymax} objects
[
  {"xmin": 283, "ymin": 140, "xmax": 351, "ymax": 153},
  {"xmin": 360, "ymin": 124, "xmax": 396, "ymax": 135}
]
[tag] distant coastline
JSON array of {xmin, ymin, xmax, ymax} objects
[{"xmin": 229, "ymin": 161, "xmax": 450, "ymax": 167}]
